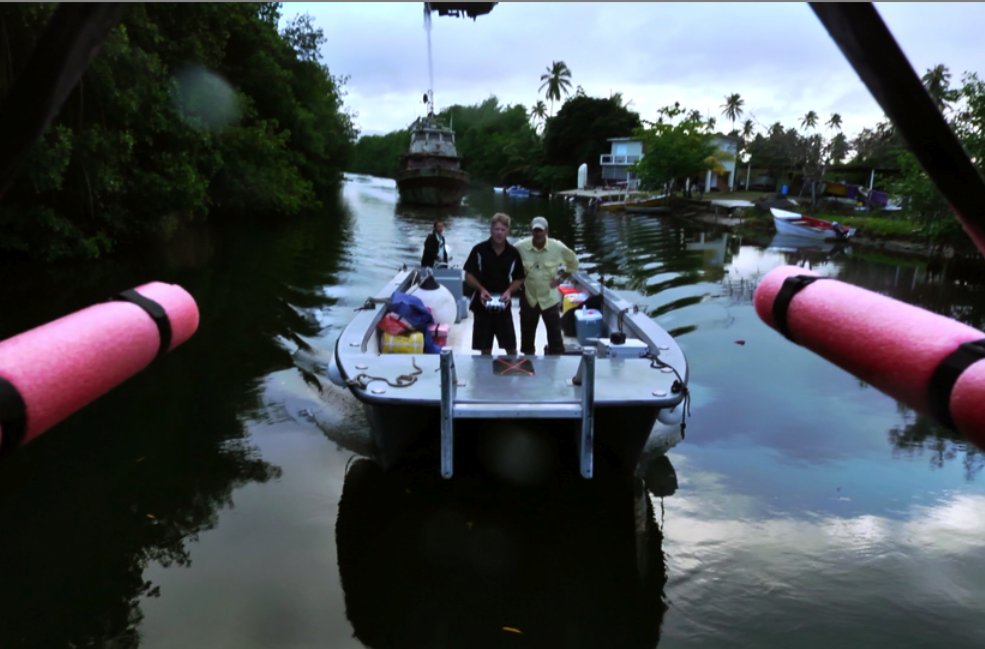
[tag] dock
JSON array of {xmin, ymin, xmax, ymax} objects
[{"xmin": 554, "ymin": 188, "xmax": 651, "ymax": 202}]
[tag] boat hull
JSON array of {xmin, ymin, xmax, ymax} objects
[
  {"xmin": 396, "ymin": 167, "xmax": 470, "ymax": 206},
  {"xmin": 771, "ymin": 207, "xmax": 855, "ymax": 241},
  {"xmin": 362, "ymin": 401, "xmax": 661, "ymax": 474},
  {"xmin": 599, "ymin": 194, "xmax": 669, "ymax": 212}
]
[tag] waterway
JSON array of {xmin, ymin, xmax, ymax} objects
[{"xmin": 1, "ymin": 173, "xmax": 984, "ymax": 648}]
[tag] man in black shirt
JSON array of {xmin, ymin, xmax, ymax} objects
[{"xmin": 463, "ymin": 212, "xmax": 525, "ymax": 355}]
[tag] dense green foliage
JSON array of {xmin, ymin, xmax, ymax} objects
[
  {"xmin": 0, "ymin": 3, "xmax": 355, "ymax": 261},
  {"xmin": 541, "ymin": 95, "xmax": 641, "ymax": 190},
  {"xmin": 633, "ymin": 103, "xmax": 719, "ymax": 191},
  {"xmin": 349, "ymin": 130, "xmax": 409, "ymax": 179},
  {"xmin": 443, "ymin": 98, "xmax": 541, "ymax": 186},
  {"xmin": 891, "ymin": 71, "xmax": 985, "ymax": 245}
]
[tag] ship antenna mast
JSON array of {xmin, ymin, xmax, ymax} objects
[{"xmin": 424, "ymin": 3, "xmax": 435, "ymax": 117}]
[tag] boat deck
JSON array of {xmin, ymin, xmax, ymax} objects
[
  {"xmin": 343, "ymin": 299, "xmax": 683, "ymax": 408},
  {"xmin": 442, "ymin": 299, "xmax": 552, "ymax": 356}
]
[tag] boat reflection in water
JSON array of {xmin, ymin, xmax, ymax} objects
[
  {"xmin": 767, "ymin": 233, "xmax": 852, "ymax": 255},
  {"xmin": 335, "ymin": 452, "xmax": 676, "ymax": 648},
  {"xmin": 766, "ymin": 233, "xmax": 851, "ymax": 270}
]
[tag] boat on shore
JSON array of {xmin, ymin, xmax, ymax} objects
[
  {"xmin": 710, "ymin": 199, "xmax": 755, "ymax": 210},
  {"xmin": 329, "ymin": 267, "xmax": 689, "ymax": 479},
  {"xmin": 395, "ymin": 113, "xmax": 470, "ymax": 206},
  {"xmin": 771, "ymin": 207, "xmax": 856, "ymax": 240},
  {"xmin": 598, "ymin": 193, "xmax": 669, "ymax": 212}
]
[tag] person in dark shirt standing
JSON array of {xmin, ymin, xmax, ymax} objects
[
  {"xmin": 421, "ymin": 220, "xmax": 448, "ymax": 268},
  {"xmin": 463, "ymin": 212, "xmax": 525, "ymax": 355}
]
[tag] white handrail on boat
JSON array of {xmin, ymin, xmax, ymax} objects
[
  {"xmin": 578, "ymin": 348, "xmax": 596, "ymax": 479},
  {"xmin": 439, "ymin": 349, "xmax": 456, "ymax": 478}
]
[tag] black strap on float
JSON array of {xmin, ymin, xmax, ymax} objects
[
  {"xmin": 927, "ymin": 338, "xmax": 985, "ymax": 431},
  {"xmin": 0, "ymin": 375, "xmax": 27, "ymax": 456},
  {"xmin": 112, "ymin": 289, "xmax": 172, "ymax": 360},
  {"xmin": 771, "ymin": 275, "xmax": 831, "ymax": 343}
]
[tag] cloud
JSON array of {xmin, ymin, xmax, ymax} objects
[{"xmin": 281, "ymin": 2, "xmax": 985, "ymax": 138}]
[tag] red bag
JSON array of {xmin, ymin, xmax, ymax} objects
[{"xmin": 378, "ymin": 312, "xmax": 412, "ymax": 335}]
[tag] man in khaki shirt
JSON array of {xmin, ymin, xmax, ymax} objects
[{"xmin": 515, "ymin": 216, "xmax": 579, "ymax": 355}]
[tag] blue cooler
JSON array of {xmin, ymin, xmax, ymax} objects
[{"xmin": 574, "ymin": 307, "xmax": 603, "ymax": 345}]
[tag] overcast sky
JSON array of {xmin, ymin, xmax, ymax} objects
[{"xmin": 280, "ymin": 2, "xmax": 985, "ymax": 140}]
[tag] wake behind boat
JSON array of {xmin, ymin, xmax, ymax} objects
[
  {"xmin": 329, "ymin": 267, "xmax": 689, "ymax": 479},
  {"xmin": 771, "ymin": 207, "xmax": 855, "ymax": 240}
]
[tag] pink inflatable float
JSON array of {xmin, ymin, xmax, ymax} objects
[
  {"xmin": 754, "ymin": 265, "xmax": 985, "ymax": 451},
  {"xmin": 0, "ymin": 282, "xmax": 199, "ymax": 455}
]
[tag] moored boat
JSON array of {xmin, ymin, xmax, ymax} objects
[
  {"xmin": 396, "ymin": 113, "xmax": 470, "ymax": 206},
  {"xmin": 329, "ymin": 266, "xmax": 689, "ymax": 478},
  {"xmin": 598, "ymin": 193, "xmax": 669, "ymax": 212},
  {"xmin": 771, "ymin": 207, "xmax": 856, "ymax": 240},
  {"xmin": 504, "ymin": 185, "xmax": 531, "ymax": 197}
]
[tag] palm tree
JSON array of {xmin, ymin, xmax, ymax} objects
[
  {"xmin": 529, "ymin": 100, "xmax": 547, "ymax": 132},
  {"xmin": 609, "ymin": 91, "xmax": 633, "ymax": 109},
  {"xmin": 800, "ymin": 110, "xmax": 819, "ymax": 131},
  {"xmin": 826, "ymin": 132, "xmax": 849, "ymax": 166},
  {"xmin": 921, "ymin": 64, "xmax": 952, "ymax": 110},
  {"xmin": 826, "ymin": 112, "xmax": 842, "ymax": 131},
  {"xmin": 538, "ymin": 60, "xmax": 572, "ymax": 115},
  {"xmin": 721, "ymin": 93, "xmax": 744, "ymax": 129},
  {"xmin": 741, "ymin": 118, "xmax": 755, "ymax": 140}
]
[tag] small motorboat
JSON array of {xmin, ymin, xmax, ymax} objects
[
  {"xmin": 329, "ymin": 266, "xmax": 689, "ymax": 479},
  {"xmin": 771, "ymin": 207, "xmax": 855, "ymax": 240},
  {"xmin": 598, "ymin": 193, "xmax": 669, "ymax": 212},
  {"xmin": 504, "ymin": 185, "xmax": 531, "ymax": 198}
]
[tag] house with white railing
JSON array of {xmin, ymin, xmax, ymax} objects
[
  {"xmin": 600, "ymin": 133, "xmax": 740, "ymax": 192},
  {"xmin": 599, "ymin": 137, "xmax": 643, "ymax": 189}
]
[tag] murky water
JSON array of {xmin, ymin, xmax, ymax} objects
[{"xmin": 1, "ymin": 174, "xmax": 984, "ymax": 647}]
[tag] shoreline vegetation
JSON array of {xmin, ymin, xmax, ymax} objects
[
  {"xmin": 551, "ymin": 188, "xmax": 967, "ymax": 260},
  {"xmin": 3, "ymin": 6, "xmax": 980, "ymax": 264},
  {"xmin": 0, "ymin": 4, "xmax": 355, "ymax": 262}
]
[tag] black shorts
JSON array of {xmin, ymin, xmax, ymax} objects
[{"xmin": 471, "ymin": 307, "xmax": 517, "ymax": 351}]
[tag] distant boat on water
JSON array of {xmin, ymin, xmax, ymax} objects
[
  {"xmin": 395, "ymin": 113, "xmax": 470, "ymax": 207},
  {"xmin": 504, "ymin": 185, "xmax": 531, "ymax": 198}
]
